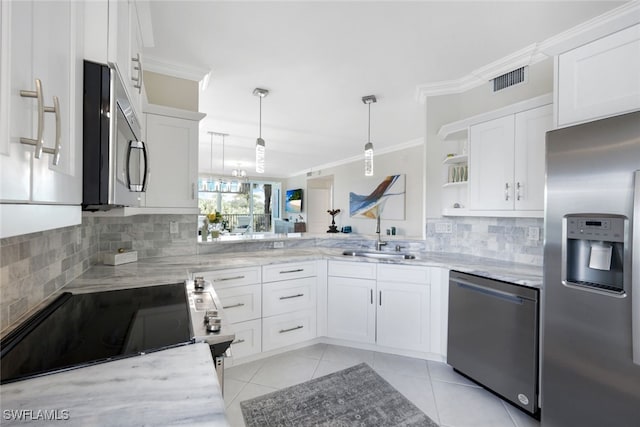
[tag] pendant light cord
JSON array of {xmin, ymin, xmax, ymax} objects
[{"xmin": 259, "ymin": 96, "xmax": 262, "ymax": 139}]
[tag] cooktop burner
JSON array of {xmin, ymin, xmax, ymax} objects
[{"xmin": 0, "ymin": 283, "xmax": 193, "ymax": 384}]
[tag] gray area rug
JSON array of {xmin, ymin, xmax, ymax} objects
[{"xmin": 240, "ymin": 363, "xmax": 439, "ymax": 427}]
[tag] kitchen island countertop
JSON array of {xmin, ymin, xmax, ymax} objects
[{"xmin": 0, "ymin": 343, "xmax": 228, "ymax": 426}]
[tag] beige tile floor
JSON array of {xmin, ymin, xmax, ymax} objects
[{"xmin": 223, "ymin": 343, "xmax": 540, "ymax": 427}]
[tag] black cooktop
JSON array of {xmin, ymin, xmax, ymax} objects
[{"xmin": 1, "ymin": 283, "xmax": 193, "ymax": 384}]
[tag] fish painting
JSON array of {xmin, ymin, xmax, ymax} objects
[{"xmin": 349, "ymin": 175, "xmax": 405, "ymax": 219}]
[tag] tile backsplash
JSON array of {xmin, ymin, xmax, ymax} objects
[
  {"xmin": 425, "ymin": 217, "xmax": 544, "ymax": 266},
  {"xmin": 0, "ymin": 214, "xmax": 197, "ymax": 332}
]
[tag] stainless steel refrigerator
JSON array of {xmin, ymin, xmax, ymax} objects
[{"xmin": 542, "ymin": 110, "xmax": 640, "ymax": 426}]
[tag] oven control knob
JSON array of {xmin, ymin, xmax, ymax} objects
[
  {"xmin": 194, "ymin": 276, "xmax": 205, "ymax": 290},
  {"xmin": 206, "ymin": 317, "xmax": 221, "ymax": 333}
]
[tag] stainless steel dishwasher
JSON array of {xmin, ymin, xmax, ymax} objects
[{"xmin": 447, "ymin": 270, "xmax": 540, "ymax": 417}]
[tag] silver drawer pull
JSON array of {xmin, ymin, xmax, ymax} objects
[
  {"xmin": 280, "ymin": 268, "xmax": 304, "ymax": 274},
  {"xmin": 279, "ymin": 325, "xmax": 303, "ymax": 334},
  {"xmin": 222, "ymin": 303, "xmax": 245, "ymax": 309},
  {"xmin": 20, "ymin": 79, "xmax": 60, "ymax": 162},
  {"xmin": 215, "ymin": 275, "xmax": 245, "ymax": 282},
  {"xmin": 232, "ymin": 339, "xmax": 245, "ymax": 345},
  {"xmin": 279, "ymin": 293, "xmax": 304, "ymax": 300}
]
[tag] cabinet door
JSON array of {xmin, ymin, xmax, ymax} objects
[
  {"xmin": 215, "ymin": 284, "xmax": 261, "ymax": 324},
  {"xmin": 263, "ymin": 277, "xmax": 316, "ymax": 317},
  {"xmin": 144, "ymin": 114, "xmax": 198, "ymax": 208},
  {"xmin": 514, "ymin": 105, "xmax": 552, "ymax": 211},
  {"xmin": 0, "ymin": 0, "xmax": 82, "ymax": 205},
  {"xmin": 469, "ymin": 115, "xmax": 515, "ymax": 210},
  {"xmin": 327, "ymin": 276, "xmax": 376, "ymax": 344},
  {"xmin": 376, "ymin": 281, "xmax": 431, "ymax": 352},
  {"xmin": 262, "ymin": 309, "xmax": 316, "ymax": 352},
  {"xmin": 228, "ymin": 319, "xmax": 261, "ymax": 359},
  {"xmin": 558, "ymin": 24, "xmax": 640, "ymax": 127},
  {"xmin": 1, "ymin": 0, "xmax": 32, "ymax": 202}
]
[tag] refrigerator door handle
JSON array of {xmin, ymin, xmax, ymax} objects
[{"xmin": 633, "ymin": 170, "xmax": 640, "ymax": 366}]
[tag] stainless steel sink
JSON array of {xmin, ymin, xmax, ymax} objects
[{"xmin": 342, "ymin": 250, "xmax": 416, "ymax": 260}]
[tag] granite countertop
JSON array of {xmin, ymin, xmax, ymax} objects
[
  {"xmin": 64, "ymin": 247, "xmax": 542, "ymax": 294},
  {"xmin": 0, "ymin": 343, "xmax": 229, "ymax": 426}
]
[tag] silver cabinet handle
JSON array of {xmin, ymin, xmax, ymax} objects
[
  {"xmin": 232, "ymin": 339, "xmax": 245, "ymax": 345},
  {"xmin": 516, "ymin": 182, "xmax": 522, "ymax": 201},
  {"xmin": 279, "ymin": 325, "xmax": 303, "ymax": 334},
  {"xmin": 379, "ymin": 290, "xmax": 382, "ymax": 306},
  {"xmin": 19, "ymin": 79, "xmax": 46, "ymax": 158},
  {"xmin": 280, "ymin": 268, "xmax": 304, "ymax": 274},
  {"xmin": 504, "ymin": 182, "xmax": 510, "ymax": 201},
  {"xmin": 40, "ymin": 96, "xmax": 61, "ymax": 165},
  {"xmin": 222, "ymin": 303, "xmax": 245, "ymax": 309},
  {"xmin": 279, "ymin": 293, "xmax": 304, "ymax": 300},
  {"xmin": 214, "ymin": 275, "xmax": 245, "ymax": 282},
  {"xmin": 370, "ymin": 289, "xmax": 373, "ymax": 305},
  {"xmin": 131, "ymin": 53, "xmax": 143, "ymax": 93}
]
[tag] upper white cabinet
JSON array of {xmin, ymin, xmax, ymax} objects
[
  {"xmin": 469, "ymin": 104, "xmax": 552, "ymax": 213},
  {"xmin": 557, "ymin": 23, "xmax": 640, "ymax": 127},
  {"xmin": 0, "ymin": 0, "xmax": 83, "ymax": 238},
  {"xmin": 84, "ymin": 0, "xmax": 146, "ymax": 122},
  {"xmin": 142, "ymin": 105, "xmax": 205, "ymax": 210}
]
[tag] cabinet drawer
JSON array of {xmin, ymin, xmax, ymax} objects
[
  {"xmin": 198, "ymin": 266, "xmax": 261, "ymax": 289},
  {"xmin": 377, "ymin": 264, "xmax": 431, "ymax": 285},
  {"xmin": 262, "ymin": 261, "xmax": 316, "ymax": 283},
  {"xmin": 262, "ymin": 309, "xmax": 317, "ymax": 352},
  {"xmin": 328, "ymin": 260, "xmax": 377, "ymax": 279},
  {"xmin": 216, "ymin": 284, "xmax": 261, "ymax": 323},
  {"xmin": 229, "ymin": 319, "xmax": 261, "ymax": 359},
  {"xmin": 263, "ymin": 277, "xmax": 317, "ymax": 317}
]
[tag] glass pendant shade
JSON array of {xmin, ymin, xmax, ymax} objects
[
  {"xmin": 364, "ymin": 141, "xmax": 374, "ymax": 176},
  {"xmin": 255, "ymin": 137, "xmax": 265, "ymax": 174}
]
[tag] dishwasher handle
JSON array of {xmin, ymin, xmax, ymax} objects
[{"xmin": 452, "ymin": 279, "xmax": 524, "ymax": 305}]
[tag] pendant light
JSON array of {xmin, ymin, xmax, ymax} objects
[
  {"xmin": 253, "ymin": 88, "xmax": 269, "ymax": 173},
  {"xmin": 362, "ymin": 95, "xmax": 377, "ymax": 176}
]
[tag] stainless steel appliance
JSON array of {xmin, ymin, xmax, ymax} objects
[
  {"xmin": 82, "ymin": 61, "xmax": 148, "ymax": 211},
  {"xmin": 447, "ymin": 270, "xmax": 540, "ymax": 416},
  {"xmin": 542, "ymin": 110, "xmax": 640, "ymax": 426},
  {"xmin": 1, "ymin": 281, "xmax": 234, "ymax": 392}
]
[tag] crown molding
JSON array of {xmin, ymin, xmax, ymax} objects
[
  {"xmin": 289, "ymin": 138, "xmax": 424, "ymax": 178},
  {"xmin": 143, "ymin": 55, "xmax": 211, "ymax": 82},
  {"xmin": 416, "ymin": 1, "xmax": 640, "ymax": 102}
]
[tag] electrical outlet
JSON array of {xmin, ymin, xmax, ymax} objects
[
  {"xmin": 528, "ymin": 226, "xmax": 540, "ymax": 241},
  {"xmin": 435, "ymin": 222, "xmax": 453, "ymax": 233},
  {"xmin": 273, "ymin": 241, "xmax": 285, "ymax": 249},
  {"xmin": 170, "ymin": 221, "xmax": 179, "ymax": 234}
]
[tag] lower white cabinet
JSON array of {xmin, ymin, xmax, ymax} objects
[
  {"xmin": 228, "ymin": 319, "xmax": 262, "ymax": 359},
  {"xmin": 327, "ymin": 276, "xmax": 376, "ymax": 344},
  {"xmin": 263, "ymin": 277, "xmax": 316, "ymax": 317},
  {"xmin": 376, "ymin": 281, "xmax": 430, "ymax": 352},
  {"xmin": 327, "ymin": 261, "xmax": 436, "ymax": 354},
  {"xmin": 215, "ymin": 284, "xmax": 261, "ymax": 324},
  {"xmin": 262, "ymin": 309, "xmax": 317, "ymax": 352}
]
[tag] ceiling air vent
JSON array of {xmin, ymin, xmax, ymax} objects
[{"xmin": 491, "ymin": 66, "xmax": 528, "ymax": 92}]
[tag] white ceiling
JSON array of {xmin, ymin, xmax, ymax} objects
[{"xmin": 144, "ymin": 1, "xmax": 623, "ymax": 179}]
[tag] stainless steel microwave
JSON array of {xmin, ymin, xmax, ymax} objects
[{"xmin": 82, "ymin": 60, "xmax": 148, "ymax": 211}]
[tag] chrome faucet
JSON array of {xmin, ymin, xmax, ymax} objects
[{"xmin": 375, "ymin": 215, "xmax": 387, "ymax": 251}]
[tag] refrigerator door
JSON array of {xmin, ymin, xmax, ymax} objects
[{"xmin": 542, "ymin": 111, "xmax": 640, "ymax": 427}]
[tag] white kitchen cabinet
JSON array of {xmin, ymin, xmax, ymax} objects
[
  {"xmin": 327, "ymin": 261, "xmax": 435, "ymax": 354},
  {"xmin": 327, "ymin": 276, "xmax": 377, "ymax": 344},
  {"xmin": 0, "ymin": 0, "xmax": 83, "ymax": 238},
  {"xmin": 228, "ymin": 319, "xmax": 262, "ymax": 360},
  {"xmin": 469, "ymin": 104, "xmax": 551, "ymax": 214},
  {"xmin": 557, "ymin": 23, "xmax": 640, "ymax": 127},
  {"xmin": 84, "ymin": 0, "xmax": 146, "ymax": 121},
  {"xmin": 215, "ymin": 284, "xmax": 262, "ymax": 324},
  {"xmin": 261, "ymin": 261, "xmax": 318, "ymax": 351},
  {"xmin": 143, "ymin": 106, "xmax": 205, "ymax": 210},
  {"xmin": 262, "ymin": 309, "xmax": 317, "ymax": 352}
]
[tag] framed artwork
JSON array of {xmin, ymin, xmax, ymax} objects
[{"xmin": 349, "ymin": 174, "xmax": 405, "ymax": 219}]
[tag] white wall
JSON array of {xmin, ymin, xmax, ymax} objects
[
  {"xmin": 285, "ymin": 143, "xmax": 425, "ymax": 237},
  {"xmin": 425, "ymin": 59, "xmax": 554, "ymax": 218}
]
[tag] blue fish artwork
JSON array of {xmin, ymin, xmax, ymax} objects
[{"xmin": 349, "ymin": 175, "xmax": 405, "ymax": 219}]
